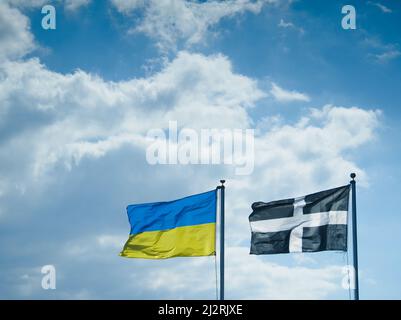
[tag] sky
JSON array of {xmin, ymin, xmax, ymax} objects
[{"xmin": 0, "ymin": 0, "xmax": 400, "ymax": 300}]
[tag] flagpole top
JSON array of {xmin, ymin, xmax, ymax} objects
[
  {"xmin": 220, "ymin": 180, "xmax": 226, "ymax": 186},
  {"xmin": 350, "ymin": 173, "xmax": 356, "ymax": 181}
]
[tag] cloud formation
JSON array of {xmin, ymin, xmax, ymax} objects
[
  {"xmin": 0, "ymin": 1, "xmax": 380, "ymax": 299},
  {"xmin": 111, "ymin": 0, "xmax": 276, "ymax": 51},
  {"xmin": 374, "ymin": 50, "xmax": 401, "ymax": 63},
  {"xmin": 270, "ymin": 82, "xmax": 310, "ymax": 102},
  {"xmin": 65, "ymin": 0, "xmax": 91, "ymax": 11},
  {"xmin": 368, "ymin": 2, "xmax": 392, "ymax": 14},
  {"xmin": 0, "ymin": 3, "xmax": 35, "ymax": 61},
  {"xmin": 278, "ymin": 18, "xmax": 304, "ymax": 34}
]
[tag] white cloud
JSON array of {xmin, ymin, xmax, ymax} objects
[
  {"xmin": 65, "ymin": 0, "xmax": 91, "ymax": 11},
  {"xmin": 227, "ymin": 247, "xmax": 344, "ymax": 299},
  {"xmin": 0, "ymin": 3, "xmax": 35, "ymax": 61},
  {"xmin": 0, "ymin": 49, "xmax": 379, "ymax": 247},
  {"xmin": 97, "ymin": 234, "xmax": 127, "ymax": 249},
  {"xmin": 111, "ymin": 0, "xmax": 275, "ymax": 51},
  {"xmin": 225, "ymin": 104, "xmax": 379, "ymax": 248},
  {"xmin": 0, "ymin": 50, "xmax": 264, "ymax": 198},
  {"xmin": 134, "ymin": 246, "xmax": 346, "ymax": 299},
  {"xmin": 293, "ymin": 253, "xmax": 317, "ymax": 265},
  {"xmin": 61, "ymin": 236, "xmax": 352, "ymax": 299},
  {"xmin": 0, "ymin": 0, "xmax": 89, "ymax": 65},
  {"xmin": 368, "ymin": 2, "xmax": 392, "ymax": 13},
  {"xmin": 0, "ymin": 4, "xmax": 381, "ymax": 299},
  {"xmin": 278, "ymin": 18, "xmax": 304, "ymax": 34},
  {"xmin": 374, "ymin": 50, "xmax": 401, "ymax": 63},
  {"xmin": 270, "ymin": 82, "xmax": 310, "ymax": 102},
  {"xmin": 110, "ymin": 0, "xmax": 145, "ymax": 13},
  {"xmin": 361, "ymin": 36, "xmax": 400, "ymax": 63},
  {"xmin": 278, "ymin": 18, "xmax": 294, "ymax": 28}
]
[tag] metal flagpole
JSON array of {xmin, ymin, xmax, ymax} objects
[
  {"xmin": 217, "ymin": 180, "xmax": 225, "ymax": 301},
  {"xmin": 350, "ymin": 173, "xmax": 360, "ymax": 300}
]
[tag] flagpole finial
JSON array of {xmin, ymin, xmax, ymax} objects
[
  {"xmin": 220, "ymin": 180, "xmax": 226, "ymax": 186},
  {"xmin": 350, "ymin": 173, "xmax": 356, "ymax": 180}
]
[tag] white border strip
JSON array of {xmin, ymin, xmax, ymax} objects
[{"xmin": 250, "ymin": 211, "xmax": 348, "ymax": 233}]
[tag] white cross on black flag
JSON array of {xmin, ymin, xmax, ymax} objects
[{"xmin": 249, "ymin": 185, "xmax": 350, "ymax": 254}]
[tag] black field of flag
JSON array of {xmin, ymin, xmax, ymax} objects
[{"xmin": 249, "ymin": 185, "xmax": 350, "ymax": 254}]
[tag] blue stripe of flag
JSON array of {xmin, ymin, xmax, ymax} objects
[{"xmin": 127, "ymin": 190, "xmax": 217, "ymax": 235}]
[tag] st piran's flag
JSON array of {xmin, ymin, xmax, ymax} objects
[{"xmin": 249, "ymin": 185, "xmax": 350, "ymax": 254}]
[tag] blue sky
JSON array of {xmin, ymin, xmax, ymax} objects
[{"xmin": 0, "ymin": 0, "xmax": 400, "ymax": 299}]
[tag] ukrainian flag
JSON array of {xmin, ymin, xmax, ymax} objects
[{"xmin": 120, "ymin": 190, "xmax": 217, "ymax": 259}]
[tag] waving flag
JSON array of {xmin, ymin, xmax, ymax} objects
[
  {"xmin": 120, "ymin": 190, "xmax": 217, "ymax": 259},
  {"xmin": 249, "ymin": 185, "xmax": 350, "ymax": 254}
]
